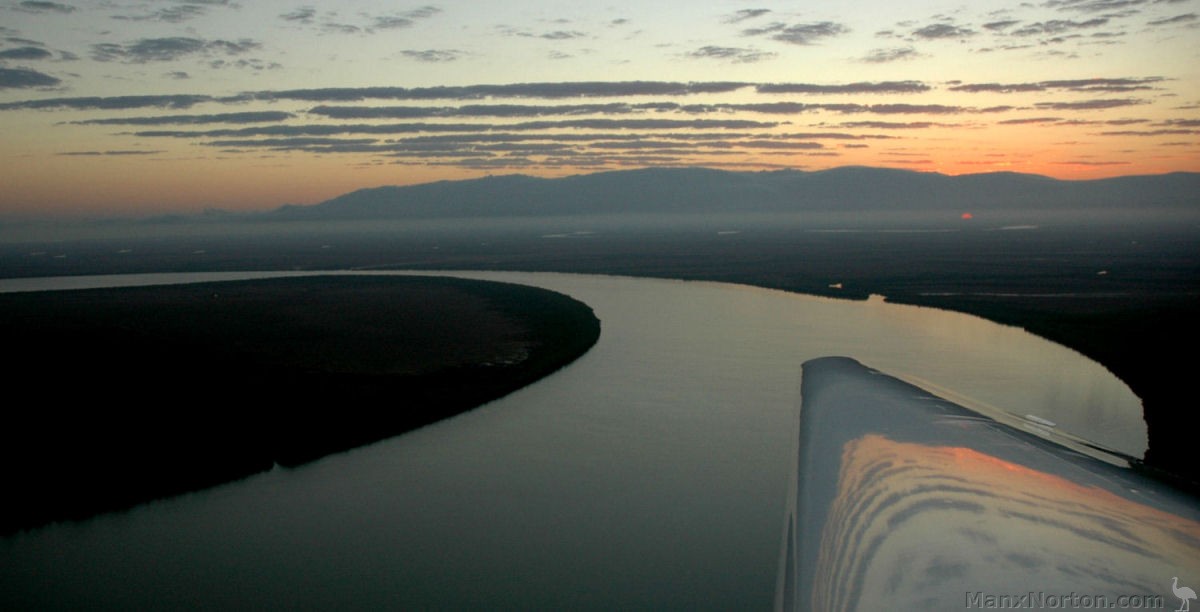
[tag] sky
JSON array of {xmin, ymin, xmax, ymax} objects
[{"xmin": 0, "ymin": 0, "xmax": 1197, "ymax": 217}]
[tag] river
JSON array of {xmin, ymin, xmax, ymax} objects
[{"xmin": 0, "ymin": 271, "xmax": 1143, "ymax": 610}]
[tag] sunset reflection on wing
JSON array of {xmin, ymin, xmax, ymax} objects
[{"xmin": 783, "ymin": 357, "xmax": 1200, "ymax": 612}]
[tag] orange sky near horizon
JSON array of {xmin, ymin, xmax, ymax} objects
[{"xmin": 1, "ymin": 0, "xmax": 1197, "ymax": 217}]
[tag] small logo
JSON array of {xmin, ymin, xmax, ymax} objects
[{"xmin": 1173, "ymin": 577, "xmax": 1196, "ymax": 612}]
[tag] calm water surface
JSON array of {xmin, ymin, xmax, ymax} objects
[{"xmin": 0, "ymin": 271, "xmax": 1142, "ymax": 610}]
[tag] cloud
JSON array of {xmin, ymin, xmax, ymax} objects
[
  {"xmin": 371, "ymin": 8, "xmax": 440, "ymax": 31},
  {"xmin": 196, "ymin": 134, "xmax": 843, "ymax": 161},
  {"xmin": 4, "ymin": 36, "xmax": 44, "ymax": 45},
  {"xmin": 55, "ymin": 149, "xmax": 164, "ymax": 156},
  {"xmin": 1010, "ymin": 19, "xmax": 1109, "ymax": 36},
  {"xmin": 1051, "ymin": 160, "xmax": 1131, "ymax": 166},
  {"xmin": 950, "ymin": 77, "xmax": 1163, "ymax": 93},
  {"xmin": 1147, "ymin": 13, "xmax": 1197, "ymax": 25},
  {"xmin": 843, "ymin": 104, "xmax": 967, "ymax": 114},
  {"xmin": 983, "ymin": 20, "xmax": 1021, "ymax": 31},
  {"xmin": 997, "ymin": 116, "xmax": 1064, "ymax": 124},
  {"xmin": 297, "ymin": 100, "xmax": 989, "ymax": 120},
  {"xmin": 1097, "ymin": 128, "xmax": 1197, "ymax": 136},
  {"xmin": 836, "ymin": 121, "xmax": 953, "ymax": 129},
  {"xmin": 205, "ymin": 137, "xmax": 379, "ymax": 149},
  {"xmin": 209, "ymin": 58, "xmax": 281, "ymax": 71},
  {"xmin": 72, "ymin": 111, "xmax": 294, "ymax": 125},
  {"xmin": 280, "ymin": 7, "xmax": 315, "ymax": 23},
  {"xmin": 755, "ymin": 81, "xmax": 930, "ymax": 94},
  {"xmin": 309, "ymin": 103, "xmax": 644, "ymax": 119},
  {"xmin": 404, "ymin": 6, "xmax": 440, "ymax": 19},
  {"xmin": 90, "ymin": 37, "xmax": 261, "ymax": 63},
  {"xmin": 0, "ymin": 47, "xmax": 54, "ymax": 60},
  {"xmin": 0, "ymin": 94, "xmax": 214, "ymax": 110},
  {"xmin": 251, "ymin": 82, "xmax": 755, "ymax": 102},
  {"xmin": 320, "ymin": 22, "xmax": 361, "ymax": 35},
  {"xmin": 743, "ymin": 21, "xmax": 849, "ymax": 45},
  {"xmin": 686, "ymin": 46, "xmax": 776, "ymax": 63},
  {"xmin": 861, "ymin": 47, "xmax": 919, "ymax": 63},
  {"xmin": 1042, "ymin": 0, "xmax": 1148, "ymax": 12},
  {"xmin": 178, "ymin": 128, "xmax": 896, "ymax": 169},
  {"xmin": 400, "ymin": 49, "xmax": 462, "ymax": 62},
  {"xmin": 15, "ymin": 1, "xmax": 75, "ymax": 13},
  {"xmin": 372, "ymin": 16, "xmax": 417, "ymax": 30},
  {"xmin": 1034, "ymin": 98, "xmax": 1145, "ymax": 110},
  {"xmin": 912, "ymin": 23, "xmax": 976, "ymax": 39},
  {"xmin": 0, "ymin": 66, "xmax": 60, "ymax": 88},
  {"xmin": 130, "ymin": 119, "xmax": 785, "ymax": 142},
  {"xmin": 539, "ymin": 30, "xmax": 586, "ymax": 40},
  {"xmin": 300, "ymin": 99, "xmax": 1002, "ymax": 119},
  {"xmin": 283, "ymin": 6, "xmax": 439, "ymax": 34},
  {"xmin": 362, "ymin": 6, "xmax": 439, "ymax": 31},
  {"xmin": 112, "ymin": 5, "xmax": 208, "ymax": 23},
  {"xmin": 723, "ymin": 9, "xmax": 771, "ymax": 24}
]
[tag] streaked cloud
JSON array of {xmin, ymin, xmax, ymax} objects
[
  {"xmin": 538, "ymin": 30, "xmax": 586, "ymax": 40},
  {"xmin": 90, "ymin": 37, "xmax": 261, "ymax": 63},
  {"xmin": 112, "ymin": 5, "xmax": 209, "ymax": 23},
  {"xmin": 1051, "ymin": 160, "xmax": 1131, "ymax": 166},
  {"xmin": 247, "ymin": 82, "xmax": 754, "ymax": 102},
  {"xmin": 912, "ymin": 23, "xmax": 976, "ymax": 39},
  {"xmin": 279, "ymin": 6, "xmax": 441, "ymax": 35},
  {"xmin": 1097, "ymin": 128, "xmax": 1198, "ymax": 136},
  {"xmin": 756, "ymin": 81, "xmax": 930, "ymax": 94},
  {"xmin": 742, "ymin": 22, "xmax": 850, "ymax": 45},
  {"xmin": 0, "ymin": 80, "xmax": 953, "ymax": 111},
  {"xmin": 1042, "ymin": 0, "xmax": 1147, "ymax": 12},
  {"xmin": 1147, "ymin": 13, "xmax": 1197, "ymax": 25},
  {"xmin": 997, "ymin": 116, "xmax": 1065, "ymax": 124},
  {"xmin": 861, "ymin": 47, "xmax": 920, "ymax": 63},
  {"xmin": 14, "ymin": 1, "xmax": 75, "ymax": 14},
  {"xmin": 279, "ymin": 7, "xmax": 315, "ymax": 24},
  {"xmin": 0, "ymin": 66, "xmax": 60, "ymax": 88},
  {"xmin": 835, "ymin": 121, "xmax": 957, "ymax": 129},
  {"xmin": 130, "ymin": 118, "xmax": 784, "ymax": 139},
  {"xmin": 0, "ymin": 46, "xmax": 53, "ymax": 60},
  {"xmin": 1033, "ymin": 98, "xmax": 1146, "ymax": 110},
  {"xmin": 302, "ymin": 99, "xmax": 978, "ymax": 119},
  {"xmin": 982, "ymin": 20, "xmax": 1021, "ymax": 31},
  {"xmin": 1010, "ymin": 19, "xmax": 1109, "ymax": 36},
  {"xmin": 55, "ymin": 149, "xmax": 164, "ymax": 156},
  {"xmin": 71, "ymin": 111, "xmax": 296, "ymax": 126},
  {"xmin": 208, "ymin": 58, "xmax": 281, "ymax": 71},
  {"xmin": 371, "ymin": 6, "xmax": 442, "ymax": 31},
  {"xmin": 685, "ymin": 46, "xmax": 776, "ymax": 63},
  {"xmin": 950, "ymin": 77, "xmax": 1163, "ymax": 93},
  {"xmin": 400, "ymin": 49, "xmax": 463, "ymax": 63},
  {"xmin": 723, "ymin": 9, "xmax": 771, "ymax": 24},
  {"xmin": 0, "ymin": 94, "xmax": 215, "ymax": 110}
]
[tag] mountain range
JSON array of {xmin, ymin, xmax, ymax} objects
[{"xmin": 271, "ymin": 166, "xmax": 1199, "ymax": 220}]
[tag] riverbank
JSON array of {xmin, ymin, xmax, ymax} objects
[
  {"xmin": 2, "ymin": 217, "xmax": 1194, "ymax": 485},
  {"xmin": 0, "ymin": 275, "xmax": 600, "ymax": 534}
]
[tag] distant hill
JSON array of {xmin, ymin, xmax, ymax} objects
[{"xmin": 272, "ymin": 166, "xmax": 1200, "ymax": 220}]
